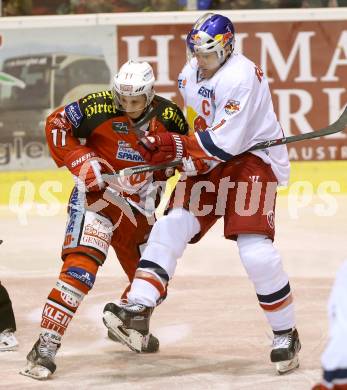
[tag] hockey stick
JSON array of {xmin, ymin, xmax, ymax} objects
[
  {"xmin": 104, "ymin": 106, "xmax": 347, "ymax": 179},
  {"xmin": 248, "ymin": 105, "xmax": 347, "ymax": 151}
]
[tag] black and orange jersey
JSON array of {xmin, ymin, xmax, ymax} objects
[{"xmin": 46, "ymin": 90, "xmax": 188, "ymax": 171}]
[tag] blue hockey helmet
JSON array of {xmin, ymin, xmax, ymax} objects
[{"xmin": 186, "ymin": 13, "xmax": 235, "ymax": 64}]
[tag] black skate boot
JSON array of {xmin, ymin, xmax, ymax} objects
[
  {"xmin": 103, "ymin": 302, "xmax": 158, "ymax": 353},
  {"xmin": 270, "ymin": 328, "xmax": 301, "ymax": 374},
  {"xmin": 20, "ymin": 334, "xmax": 61, "ymax": 380}
]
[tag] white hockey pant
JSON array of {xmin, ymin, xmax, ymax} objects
[{"xmin": 128, "ymin": 208, "xmax": 200, "ymax": 307}]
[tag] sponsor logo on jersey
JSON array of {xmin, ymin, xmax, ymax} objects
[
  {"xmin": 71, "ymin": 152, "xmax": 95, "ymax": 168},
  {"xmin": 116, "ymin": 141, "xmax": 144, "ymax": 162},
  {"xmin": 161, "ymin": 106, "xmax": 186, "ymax": 132},
  {"xmin": 85, "ymin": 101, "xmax": 117, "ymax": 119},
  {"xmin": 66, "ymin": 267, "xmax": 95, "ymax": 289},
  {"xmin": 112, "ymin": 121, "xmax": 128, "ymax": 134},
  {"xmin": 52, "ymin": 115, "xmax": 68, "ymax": 129},
  {"xmin": 198, "ymin": 86, "xmax": 214, "ymax": 99},
  {"xmin": 178, "ymin": 78, "xmax": 187, "ymax": 89},
  {"xmin": 81, "ymin": 91, "xmax": 112, "ymax": 104},
  {"xmin": 65, "ymin": 101, "xmax": 83, "ymax": 128},
  {"xmin": 224, "ymin": 99, "xmax": 240, "ymax": 115}
]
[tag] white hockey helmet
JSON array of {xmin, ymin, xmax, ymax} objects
[{"xmin": 112, "ymin": 60, "xmax": 155, "ymax": 112}]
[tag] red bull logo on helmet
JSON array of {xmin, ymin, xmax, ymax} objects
[
  {"xmin": 215, "ymin": 31, "xmax": 233, "ymax": 47},
  {"xmin": 191, "ymin": 33, "xmax": 202, "ymax": 45},
  {"xmin": 222, "ymin": 31, "xmax": 233, "ymax": 46}
]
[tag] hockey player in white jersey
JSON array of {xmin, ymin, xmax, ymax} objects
[
  {"xmin": 313, "ymin": 260, "xmax": 347, "ymax": 390},
  {"xmin": 103, "ymin": 13, "xmax": 301, "ymax": 374}
]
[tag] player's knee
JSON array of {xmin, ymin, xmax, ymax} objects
[
  {"xmin": 62, "ymin": 209, "xmax": 112, "ymax": 266},
  {"xmin": 237, "ymin": 234, "xmax": 283, "ymax": 285},
  {"xmin": 149, "ymin": 208, "xmax": 200, "ymax": 258},
  {"xmin": 60, "ymin": 253, "xmax": 99, "ymax": 294}
]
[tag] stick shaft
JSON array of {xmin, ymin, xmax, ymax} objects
[{"xmin": 105, "ymin": 106, "xmax": 347, "ymax": 178}]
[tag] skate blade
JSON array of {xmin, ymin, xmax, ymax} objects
[
  {"xmin": 275, "ymin": 356, "xmax": 299, "ymax": 375},
  {"xmin": 107, "ymin": 329, "xmax": 122, "ymax": 343},
  {"xmin": 103, "ymin": 311, "xmax": 143, "ymax": 353},
  {"xmin": 19, "ymin": 362, "xmax": 52, "ymax": 380},
  {"xmin": 0, "ymin": 345, "xmax": 18, "ymax": 352}
]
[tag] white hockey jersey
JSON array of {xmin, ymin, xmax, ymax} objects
[{"xmin": 178, "ymin": 53, "xmax": 290, "ymax": 185}]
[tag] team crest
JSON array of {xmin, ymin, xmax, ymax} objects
[
  {"xmin": 224, "ymin": 99, "xmax": 240, "ymax": 115},
  {"xmin": 112, "ymin": 121, "xmax": 128, "ymax": 134}
]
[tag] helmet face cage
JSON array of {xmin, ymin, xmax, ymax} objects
[
  {"xmin": 186, "ymin": 13, "xmax": 235, "ymax": 65},
  {"xmin": 112, "ymin": 60, "xmax": 155, "ymax": 112}
]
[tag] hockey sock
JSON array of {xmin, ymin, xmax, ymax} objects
[
  {"xmin": 41, "ymin": 279, "xmax": 85, "ymax": 337},
  {"xmin": 41, "ymin": 254, "xmax": 98, "ymax": 337}
]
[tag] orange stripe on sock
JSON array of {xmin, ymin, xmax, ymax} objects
[
  {"xmin": 260, "ymin": 294, "xmax": 293, "ymax": 312},
  {"xmin": 136, "ymin": 276, "xmax": 166, "ymax": 297}
]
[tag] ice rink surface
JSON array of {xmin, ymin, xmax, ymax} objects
[{"xmin": 1, "ymin": 195, "xmax": 346, "ymax": 390}]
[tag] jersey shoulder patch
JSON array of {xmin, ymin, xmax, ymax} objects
[
  {"xmin": 72, "ymin": 90, "xmax": 121, "ymax": 138},
  {"xmin": 155, "ymin": 98, "xmax": 189, "ymax": 135},
  {"xmin": 65, "ymin": 101, "xmax": 83, "ymax": 128}
]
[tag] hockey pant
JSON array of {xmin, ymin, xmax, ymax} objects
[{"xmin": 0, "ymin": 282, "xmax": 16, "ymax": 332}]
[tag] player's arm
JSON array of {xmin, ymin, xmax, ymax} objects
[
  {"xmin": 137, "ymin": 86, "xmax": 255, "ymax": 165},
  {"xmin": 46, "ymin": 100, "xmax": 105, "ymax": 191},
  {"xmin": 187, "ymin": 86, "xmax": 254, "ymax": 160},
  {"xmin": 45, "ymin": 105, "xmax": 81, "ymax": 167},
  {"xmin": 153, "ymin": 97, "xmax": 189, "ymax": 136}
]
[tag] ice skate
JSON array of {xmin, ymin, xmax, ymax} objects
[
  {"xmin": 20, "ymin": 334, "xmax": 61, "ymax": 380},
  {"xmin": 0, "ymin": 329, "xmax": 18, "ymax": 351},
  {"xmin": 270, "ymin": 328, "xmax": 301, "ymax": 374},
  {"xmin": 107, "ymin": 328, "xmax": 159, "ymax": 353},
  {"xmin": 103, "ymin": 302, "xmax": 158, "ymax": 353}
]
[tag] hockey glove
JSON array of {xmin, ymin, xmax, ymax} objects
[
  {"xmin": 64, "ymin": 146, "xmax": 105, "ymax": 192},
  {"xmin": 180, "ymin": 156, "xmax": 211, "ymax": 177},
  {"xmin": 137, "ymin": 133, "xmax": 185, "ymax": 165}
]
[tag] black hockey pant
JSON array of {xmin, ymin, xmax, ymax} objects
[{"xmin": 0, "ymin": 282, "xmax": 16, "ymax": 332}]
